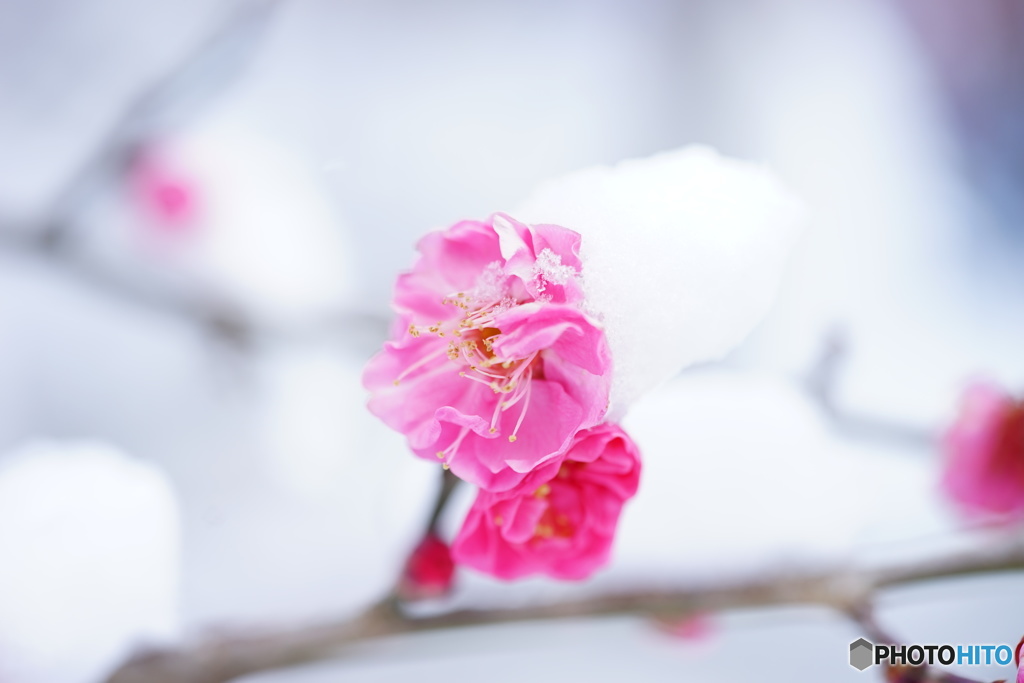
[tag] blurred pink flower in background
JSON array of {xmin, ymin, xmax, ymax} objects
[
  {"xmin": 942, "ymin": 382, "xmax": 1024, "ymax": 521},
  {"xmin": 1017, "ymin": 635, "xmax": 1024, "ymax": 683},
  {"xmin": 363, "ymin": 214, "xmax": 612, "ymax": 493},
  {"xmin": 129, "ymin": 150, "xmax": 201, "ymax": 231},
  {"xmin": 653, "ymin": 613, "xmax": 716, "ymax": 642},
  {"xmin": 398, "ymin": 533, "xmax": 455, "ymax": 601},
  {"xmin": 452, "ymin": 423, "xmax": 640, "ymax": 580}
]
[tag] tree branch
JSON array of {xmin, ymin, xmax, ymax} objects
[
  {"xmin": 0, "ymin": 226, "xmax": 387, "ymax": 351},
  {"xmin": 105, "ymin": 532, "xmax": 1024, "ymax": 683}
]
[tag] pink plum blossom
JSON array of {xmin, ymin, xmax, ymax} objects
[
  {"xmin": 398, "ymin": 533, "xmax": 455, "ymax": 600},
  {"xmin": 451, "ymin": 423, "xmax": 640, "ymax": 580},
  {"xmin": 363, "ymin": 214, "xmax": 612, "ymax": 492},
  {"xmin": 942, "ymin": 382, "xmax": 1024, "ymax": 520}
]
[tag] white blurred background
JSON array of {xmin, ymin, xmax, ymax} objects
[{"xmin": 1, "ymin": 0, "xmax": 1023, "ymax": 681}]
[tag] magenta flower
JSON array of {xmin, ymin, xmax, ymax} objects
[
  {"xmin": 942, "ymin": 382, "xmax": 1024, "ymax": 520},
  {"xmin": 363, "ymin": 214, "xmax": 612, "ymax": 492},
  {"xmin": 451, "ymin": 423, "xmax": 640, "ymax": 580}
]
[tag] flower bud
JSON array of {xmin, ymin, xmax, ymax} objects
[
  {"xmin": 399, "ymin": 533, "xmax": 455, "ymax": 600},
  {"xmin": 942, "ymin": 382, "xmax": 1024, "ymax": 521}
]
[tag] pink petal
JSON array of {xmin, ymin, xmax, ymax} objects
[
  {"xmin": 451, "ymin": 423, "xmax": 641, "ymax": 581},
  {"xmin": 493, "ymin": 303, "xmax": 611, "ymax": 376},
  {"xmin": 444, "ymin": 380, "xmax": 583, "ymax": 491}
]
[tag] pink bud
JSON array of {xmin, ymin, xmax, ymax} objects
[{"xmin": 399, "ymin": 533, "xmax": 455, "ymax": 600}]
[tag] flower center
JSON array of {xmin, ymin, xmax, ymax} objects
[
  {"xmin": 405, "ymin": 292, "xmax": 541, "ymax": 465},
  {"xmin": 530, "ymin": 468, "xmax": 578, "ymax": 541}
]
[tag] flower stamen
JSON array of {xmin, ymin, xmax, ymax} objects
[
  {"xmin": 437, "ymin": 426, "xmax": 471, "ymax": 464},
  {"xmin": 394, "ymin": 346, "xmax": 448, "ymax": 385}
]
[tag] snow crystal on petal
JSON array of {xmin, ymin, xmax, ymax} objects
[
  {"xmin": 533, "ymin": 247, "xmax": 578, "ymax": 289},
  {"xmin": 471, "ymin": 261, "xmax": 508, "ymax": 304}
]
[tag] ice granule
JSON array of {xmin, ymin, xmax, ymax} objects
[
  {"xmin": 471, "ymin": 261, "xmax": 508, "ymax": 304},
  {"xmin": 533, "ymin": 247, "xmax": 578, "ymax": 288}
]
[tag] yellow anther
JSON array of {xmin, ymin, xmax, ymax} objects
[
  {"xmin": 442, "ymin": 463, "xmax": 450, "ymax": 470},
  {"xmin": 508, "ymin": 435, "xmax": 517, "ymax": 443},
  {"xmin": 436, "ymin": 452, "xmax": 445, "ymax": 459},
  {"xmin": 534, "ymin": 484, "xmax": 550, "ymax": 497}
]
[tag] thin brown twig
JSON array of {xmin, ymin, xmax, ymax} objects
[
  {"xmin": 104, "ymin": 532, "xmax": 1024, "ymax": 683},
  {"xmin": 425, "ymin": 468, "xmax": 462, "ymax": 535}
]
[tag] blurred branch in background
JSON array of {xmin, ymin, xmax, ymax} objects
[
  {"xmin": 40, "ymin": 0, "xmax": 283, "ymax": 248},
  {"xmin": 105, "ymin": 531, "xmax": 1024, "ymax": 683},
  {"xmin": 804, "ymin": 329, "xmax": 938, "ymax": 449},
  {"xmin": 0, "ymin": 225, "xmax": 386, "ymax": 349},
  {"xmin": 0, "ymin": 0, "xmax": 388, "ymax": 352}
]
